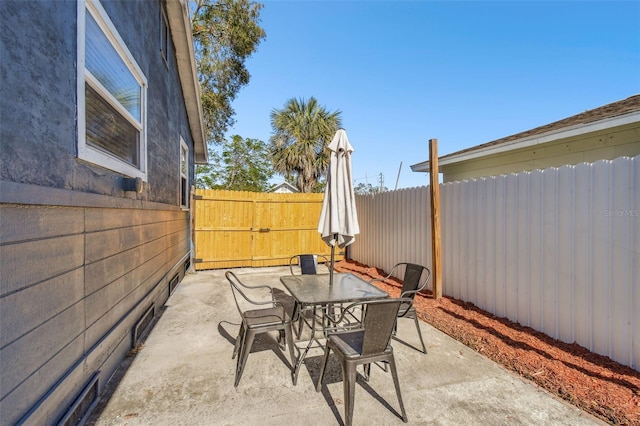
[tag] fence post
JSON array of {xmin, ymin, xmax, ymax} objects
[{"xmin": 429, "ymin": 139, "xmax": 442, "ymax": 300}]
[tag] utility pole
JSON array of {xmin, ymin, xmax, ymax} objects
[
  {"xmin": 394, "ymin": 162, "xmax": 402, "ymax": 190},
  {"xmin": 378, "ymin": 173, "xmax": 384, "ymax": 193}
]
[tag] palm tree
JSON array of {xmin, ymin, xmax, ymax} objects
[{"xmin": 269, "ymin": 97, "xmax": 342, "ymax": 193}]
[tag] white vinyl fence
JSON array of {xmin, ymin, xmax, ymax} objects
[{"xmin": 350, "ymin": 156, "xmax": 639, "ymax": 371}]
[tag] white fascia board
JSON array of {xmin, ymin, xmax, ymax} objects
[
  {"xmin": 410, "ymin": 160, "xmax": 430, "ymax": 173},
  {"xmin": 410, "ymin": 111, "xmax": 640, "ymax": 173},
  {"xmin": 166, "ymin": 0, "xmax": 208, "ymax": 164}
]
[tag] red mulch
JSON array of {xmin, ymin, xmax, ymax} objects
[{"xmin": 334, "ymin": 259, "xmax": 640, "ymax": 425}]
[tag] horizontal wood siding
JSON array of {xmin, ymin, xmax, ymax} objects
[
  {"xmin": 0, "ymin": 203, "xmax": 190, "ymax": 425},
  {"xmin": 194, "ymin": 189, "xmax": 337, "ymax": 269},
  {"xmin": 1, "ymin": 234, "xmax": 84, "ymax": 296}
]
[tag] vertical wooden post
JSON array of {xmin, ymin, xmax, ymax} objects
[{"xmin": 429, "ymin": 139, "xmax": 442, "ymax": 300}]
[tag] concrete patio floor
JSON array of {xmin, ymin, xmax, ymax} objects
[{"xmin": 87, "ymin": 267, "xmax": 605, "ymax": 426}]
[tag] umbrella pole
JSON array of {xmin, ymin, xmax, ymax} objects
[{"xmin": 329, "ymin": 234, "xmax": 337, "ymax": 286}]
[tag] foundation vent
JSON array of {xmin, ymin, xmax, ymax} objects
[
  {"xmin": 133, "ymin": 304, "xmax": 155, "ymax": 345},
  {"xmin": 57, "ymin": 372, "xmax": 99, "ymax": 426},
  {"xmin": 169, "ymin": 274, "xmax": 179, "ymax": 295}
]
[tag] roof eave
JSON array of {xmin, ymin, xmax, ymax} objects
[
  {"xmin": 410, "ymin": 111, "xmax": 640, "ymax": 173},
  {"xmin": 166, "ymin": 0, "xmax": 208, "ymax": 165}
]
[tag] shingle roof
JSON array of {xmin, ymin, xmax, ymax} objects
[{"xmin": 441, "ymin": 94, "xmax": 640, "ymax": 160}]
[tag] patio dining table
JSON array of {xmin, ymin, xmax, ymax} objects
[{"xmin": 279, "ymin": 273, "xmax": 389, "ymax": 385}]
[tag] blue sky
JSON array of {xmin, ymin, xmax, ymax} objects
[{"xmin": 223, "ymin": 1, "xmax": 640, "ymax": 189}]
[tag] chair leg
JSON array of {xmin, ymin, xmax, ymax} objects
[
  {"xmin": 413, "ymin": 315, "xmax": 427, "ymax": 354},
  {"xmin": 232, "ymin": 324, "xmax": 245, "ymax": 359},
  {"xmin": 235, "ymin": 329, "xmax": 256, "ymax": 387},
  {"xmin": 315, "ymin": 344, "xmax": 331, "ymax": 392},
  {"xmin": 343, "ymin": 361, "xmax": 357, "ymax": 426},
  {"xmin": 284, "ymin": 323, "xmax": 297, "ymax": 384},
  {"xmin": 297, "ymin": 315, "xmax": 305, "ymax": 339},
  {"xmin": 363, "ymin": 361, "xmax": 390, "ymax": 381},
  {"xmin": 388, "ymin": 355, "xmax": 408, "ymax": 423},
  {"xmin": 233, "ymin": 326, "xmax": 248, "ymax": 383},
  {"xmin": 292, "ymin": 302, "xmax": 303, "ymax": 339}
]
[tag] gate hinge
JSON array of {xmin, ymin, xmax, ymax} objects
[
  {"xmin": 194, "ymin": 195, "xmax": 203, "ymax": 200},
  {"xmin": 194, "ymin": 258, "xmax": 203, "ymax": 263}
]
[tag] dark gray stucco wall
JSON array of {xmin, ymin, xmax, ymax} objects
[
  {"xmin": 0, "ymin": 0, "xmax": 196, "ymax": 206},
  {"xmin": 0, "ymin": 1, "xmax": 78, "ymax": 189}
]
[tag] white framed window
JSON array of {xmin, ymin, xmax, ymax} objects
[
  {"xmin": 77, "ymin": 0, "xmax": 148, "ymax": 180},
  {"xmin": 160, "ymin": 4, "xmax": 170, "ymax": 66},
  {"xmin": 180, "ymin": 138, "xmax": 189, "ymax": 208}
]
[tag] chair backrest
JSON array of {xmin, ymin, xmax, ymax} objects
[
  {"xmin": 359, "ymin": 299, "xmax": 406, "ymax": 356},
  {"xmin": 299, "ymin": 254, "xmax": 318, "ymax": 275},
  {"xmin": 226, "ymin": 271, "xmax": 252, "ymax": 315},
  {"xmin": 289, "ymin": 254, "xmax": 330, "ymax": 275},
  {"xmin": 225, "ymin": 271, "xmax": 275, "ymax": 316},
  {"xmin": 401, "ymin": 263, "xmax": 430, "ymax": 299}
]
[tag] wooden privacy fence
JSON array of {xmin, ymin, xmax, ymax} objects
[{"xmin": 193, "ymin": 189, "xmax": 341, "ymax": 270}]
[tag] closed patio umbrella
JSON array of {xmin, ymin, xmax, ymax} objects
[{"xmin": 318, "ymin": 129, "xmax": 359, "ymax": 285}]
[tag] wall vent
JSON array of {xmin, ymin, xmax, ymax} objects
[
  {"xmin": 56, "ymin": 372, "xmax": 99, "ymax": 426},
  {"xmin": 184, "ymin": 258, "xmax": 191, "ymax": 274},
  {"xmin": 169, "ymin": 274, "xmax": 179, "ymax": 295},
  {"xmin": 132, "ymin": 304, "xmax": 155, "ymax": 345}
]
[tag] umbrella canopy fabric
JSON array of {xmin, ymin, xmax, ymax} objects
[{"xmin": 318, "ymin": 129, "xmax": 360, "ymax": 250}]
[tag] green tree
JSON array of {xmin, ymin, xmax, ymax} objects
[
  {"xmin": 191, "ymin": 0, "xmax": 266, "ymax": 145},
  {"xmin": 269, "ymin": 97, "xmax": 342, "ymax": 193},
  {"xmin": 195, "ymin": 148, "xmax": 222, "ymax": 188},
  {"xmin": 197, "ymin": 135, "xmax": 273, "ymax": 191},
  {"xmin": 354, "ymin": 182, "xmax": 388, "ymax": 195}
]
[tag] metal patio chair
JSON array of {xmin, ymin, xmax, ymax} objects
[
  {"xmin": 288, "ymin": 253, "xmax": 331, "ymax": 275},
  {"xmin": 288, "ymin": 254, "xmax": 331, "ymax": 338},
  {"xmin": 370, "ymin": 263, "xmax": 431, "ymax": 354},
  {"xmin": 316, "ymin": 298, "xmax": 411, "ymax": 426},
  {"xmin": 225, "ymin": 271, "xmax": 297, "ymax": 387}
]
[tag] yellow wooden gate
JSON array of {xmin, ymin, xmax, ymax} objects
[{"xmin": 193, "ymin": 189, "xmax": 342, "ymax": 270}]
